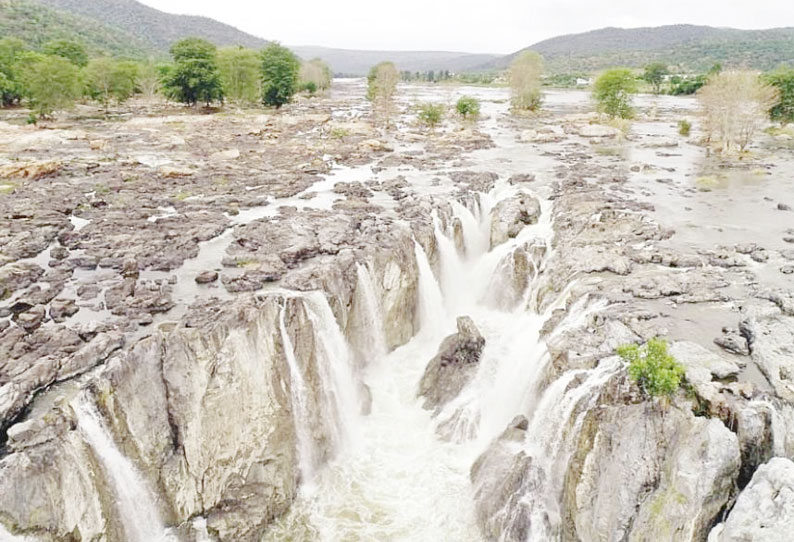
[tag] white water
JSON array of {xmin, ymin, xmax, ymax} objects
[
  {"xmin": 413, "ymin": 241, "xmax": 449, "ymax": 337},
  {"xmin": 72, "ymin": 395, "xmax": 175, "ymax": 542},
  {"xmin": 0, "ymin": 524, "xmax": 36, "ymax": 542},
  {"xmin": 354, "ymin": 263, "xmax": 388, "ymax": 361},
  {"xmin": 261, "ymin": 182, "xmax": 611, "ymax": 542}
]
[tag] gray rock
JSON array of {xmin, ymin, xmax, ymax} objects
[
  {"xmin": 50, "ymin": 298, "xmax": 79, "ymax": 323},
  {"xmin": 708, "ymin": 458, "xmax": 794, "ymax": 542},
  {"xmin": 418, "ymin": 316, "xmax": 485, "ymax": 411},
  {"xmin": 195, "ymin": 271, "xmax": 219, "ymax": 284},
  {"xmin": 13, "ymin": 305, "xmax": 46, "ymax": 331},
  {"xmin": 490, "ymin": 192, "xmax": 541, "ymax": 248}
]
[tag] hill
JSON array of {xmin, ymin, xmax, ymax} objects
[
  {"xmin": 485, "ymin": 24, "xmax": 794, "ymax": 73},
  {"xmin": 0, "ymin": 0, "xmax": 155, "ymax": 58},
  {"xmin": 34, "ymin": 0, "xmax": 267, "ymax": 51},
  {"xmin": 290, "ymin": 46, "xmax": 501, "ymax": 76}
]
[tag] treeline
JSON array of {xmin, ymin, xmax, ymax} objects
[
  {"xmin": 399, "ymin": 70, "xmax": 499, "ymax": 85},
  {"xmin": 0, "ymin": 36, "xmax": 332, "ymax": 119}
]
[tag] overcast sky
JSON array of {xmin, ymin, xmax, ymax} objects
[{"xmin": 139, "ymin": 0, "xmax": 794, "ymax": 54}]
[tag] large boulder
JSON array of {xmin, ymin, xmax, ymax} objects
[
  {"xmin": 490, "ymin": 193, "xmax": 541, "ymax": 248},
  {"xmin": 708, "ymin": 458, "xmax": 794, "ymax": 542},
  {"xmin": 418, "ymin": 316, "xmax": 485, "ymax": 411}
]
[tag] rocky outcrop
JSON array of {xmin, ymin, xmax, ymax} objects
[
  {"xmin": 418, "ymin": 316, "xmax": 485, "ymax": 411},
  {"xmin": 708, "ymin": 458, "xmax": 794, "ymax": 542},
  {"xmin": 489, "ymin": 192, "xmax": 541, "ymax": 248},
  {"xmin": 562, "ymin": 386, "xmax": 740, "ymax": 542}
]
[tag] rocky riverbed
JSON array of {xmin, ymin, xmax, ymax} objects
[{"xmin": 1, "ymin": 80, "xmax": 793, "ymax": 541}]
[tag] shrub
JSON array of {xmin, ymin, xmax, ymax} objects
[
  {"xmin": 299, "ymin": 58, "xmax": 332, "ymax": 93},
  {"xmin": 456, "ymin": 96, "xmax": 480, "ymax": 120},
  {"xmin": 509, "ymin": 51, "xmax": 544, "ymax": 111},
  {"xmin": 417, "ymin": 102, "xmax": 444, "ymax": 129},
  {"xmin": 763, "ymin": 68, "xmax": 794, "ymax": 125},
  {"xmin": 260, "ymin": 43, "xmax": 301, "ymax": 108},
  {"xmin": 300, "ymin": 81, "xmax": 318, "ymax": 94},
  {"xmin": 678, "ymin": 119, "xmax": 692, "ymax": 136},
  {"xmin": 618, "ymin": 338, "xmax": 685, "ymax": 398},
  {"xmin": 593, "ymin": 68, "xmax": 638, "ymax": 119}
]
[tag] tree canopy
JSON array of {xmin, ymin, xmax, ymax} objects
[
  {"xmin": 260, "ymin": 43, "xmax": 300, "ymax": 108},
  {"xmin": 162, "ymin": 37, "xmax": 223, "ymax": 106}
]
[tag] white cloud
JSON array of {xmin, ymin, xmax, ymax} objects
[{"xmin": 140, "ymin": 0, "xmax": 794, "ymax": 53}]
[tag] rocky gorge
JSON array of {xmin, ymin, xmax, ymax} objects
[{"xmin": 1, "ymin": 80, "xmax": 793, "ymax": 542}]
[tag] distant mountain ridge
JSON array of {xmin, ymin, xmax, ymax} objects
[
  {"xmin": 485, "ymin": 24, "xmax": 794, "ymax": 73},
  {"xmin": 34, "ymin": 0, "xmax": 268, "ymax": 51},
  {"xmin": 290, "ymin": 46, "xmax": 501, "ymax": 76}
]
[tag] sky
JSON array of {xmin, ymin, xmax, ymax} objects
[{"xmin": 140, "ymin": 0, "xmax": 794, "ymax": 54}]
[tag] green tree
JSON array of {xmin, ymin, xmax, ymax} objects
[
  {"xmin": 455, "ymin": 96, "xmax": 480, "ymax": 120},
  {"xmin": 217, "ymin": 46, "xmax": 260, "ymax": 104},
  {"xmin": 84, "ymin": 57, "xmax": 139, "ymax": 111},
  {"xmin": 593, "ymin": 68, "xmax": 638, "ymax": 119},
  {"xmin": 162, "ymin": 38, "xmax": 223, "ymax": 106},
  {"xmin": 299, "ymin": 58, "xmax": 332, "ymax": 94},
  {"xmin": 17, "ymin": 53, "xmax": 81, "ymax": 117},
  {"xmin": 509, "ymin": 51, "xmax": 544, "ymax": 111},
  {"xmin": 0, "ymin": 37, "xmax": 27, "ymax": 106},
  {"xmin": 617, "ymin": 338, "xmax": 684, "ymax": 399},
  {"xmin": 42, "ymin": 39, "xmax": 88, "ymax": 67},
  {"xmin": 764, "ymin": 68, "xmax": 794, "ymax": 125},
  {"xmin": 417, "ymin": 102, "xmax": 444, "ymax": 130},
  {"xmin": 643, "ymin": 63, "xmax": 669, "ymax": 94},
  {"xmin": 260, "ymin": 43, "xmax": 300, "ymax": 108}
]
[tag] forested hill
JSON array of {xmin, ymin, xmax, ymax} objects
[
  {"xmin": 34, "ymin": 0, "xmax": 268, "ymax": 51},
  {"xmin": 484, "ymin": 24, "xmax": 794, "ymax": 73},
  {"xmin": 0, "ymin": 0, "xmax": 155, "ymax": 57}
]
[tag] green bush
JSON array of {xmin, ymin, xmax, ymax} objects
[
  {"xmin": 618, "ymin": 338, "xmax": 684, "ymax": 398},
  {"xmin": 417, "ymin": 102, "xmax": 444, "ymax": 129},
  {"xmin": 593, "ymin": 68, "xmax": 638, "ymax": 119},
  {"xmin": 217, "ymin": 46, "xmax": 260, "ymax": 104},
  {"xmin": 764, "ymin": 68, "xmax": 794, "ymax": 125},
  {"xmin": 456, "ymin": 96, "xmax": 480, "ymax": 120},
  {"xmin": 678, "ymin": 119, "xmax": 692, "ymax": 136},
  {"xmin": 301, "ymin": 81, "xmax": 318, "ymax": 94}
]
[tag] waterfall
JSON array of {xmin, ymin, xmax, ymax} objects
[
  {"xmin": 354, "ymin": 263, "xmax": 388, "ymax": 360},
  {"xmin": 433, "ymin": 214, "xmax": 467, "ymax": 315},
  {"xmin": 0, "ymin": 524, "xmax": 35, "ymax": 541},
  {"xmin": 278, "ymin": 304, "xmax": 318, "ymax": 482},
  {"xmin": 450, "ymin": 199, "xmax": 490, "ymax": 259},
  {"xmin": 500, "ymin": 358, "xmax": 620, "ymax": 541},
  {"xmin": 413, "ymin": 241, "xmax": 448, "ymax": 337},
  {"xmin": 72, "ymin": 395, "xmax": 175, "ymax": 542},
  {"xmin": 304, "ymin": 292, "xmax": 362, "ymax": 452}
]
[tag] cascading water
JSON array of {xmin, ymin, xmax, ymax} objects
[
  {"xmin": 72, "ymin": 395, "xmax": 175, "ymax": 542},
  {"xmin": 354, "ymin": 263, "xmax": 388, "ymax": 360},
  {"xmin": 413, "ymin": 241, "xmax": 449, "ymax": 337},
  {"xmin": 278, "ymin": 303, "xmax": 318, "ymax": 482},
  {"xmin": 261, "ymin": 184, "xmax": 603, "ymax": 542}
]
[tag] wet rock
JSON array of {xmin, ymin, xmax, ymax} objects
[
  {"xmin": 195, "ymin": 271, "xmax": 219, "ymax": 284},
  {"xmin": 13, "ymin": 305, "xmax": 46, "ymax": 331},
  {"xmin": 777, "ymin": 202, "xmax": 792, "ymax": 211},
  {"xmin": 745, "ymin": 316, "xmax": 794, "ymax": 402},
  {"xmin": 50, "ymin": 246, "xmax": 69, "ymax": 260},
  {"xmin": 508, "ymin": 174, "xmax": 535, "ymax": 185},
  {"xmin": 564, "ymin": 395, "xmax": 740, "ymax": 542},
  {"xmin": 50, "ymin": 298, "xmax": 79, "ymax": 323},
  {"xmin": 708, "ymin": 458, "xmax": 794, "ymax": 542},
  {"xmin": 715, "ymin": 327, "xmax": 751, "ymax": 356},
  {"xmin": 418, "ymin": 316, "xmax": 485, "ymax": 411},
  {"xmin": 490, "ymin": 192, "xmax": 541, "ymax": 248},
  {"xmin": 578, "ymin": 124, "xmax": 623, "ymax": 138},
  {"xmin": 159, "ymin": 166, "xmax": 194, "ymax": 178}
]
